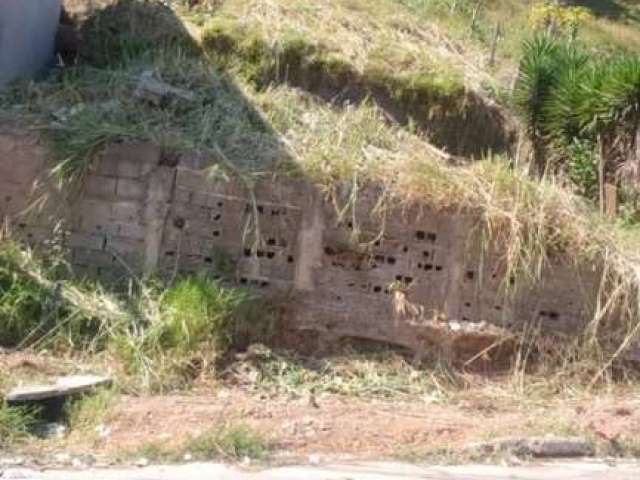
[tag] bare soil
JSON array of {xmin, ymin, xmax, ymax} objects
[
  {"xmin": 2, "ymin": 352, "xmax": 640, "ymax": 463},
  {"xmin": 95, "ymin": 388, "xmax": 640, "ymax": 460}
]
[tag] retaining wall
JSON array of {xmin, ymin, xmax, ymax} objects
[{"xmin": 0, "ymin": 128, "xmax": 601, "ymax": 359}]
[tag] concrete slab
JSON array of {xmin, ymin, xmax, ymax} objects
[
  {"xmin": 3, "ymin": 461, "xmax": 640, "ymax": 480},
  {"xmin": 5, "ymin": 375, "xmax": 112, "ymax": 402}
]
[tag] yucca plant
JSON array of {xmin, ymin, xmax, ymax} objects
[
  {"xmin": 515, "ymin": 34, "xmax": 640, "ymax": 201},
  {"xmin": 513, "ymin": 35, "xmax": 564, "ymax": 177}
]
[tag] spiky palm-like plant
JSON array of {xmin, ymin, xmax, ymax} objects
[
  {"xmin": 515, "ymin": 34, "xmax": 640, "ymax": 201},
  {"xmin": 513, "ymin": 35, "xmax": 563, "ymax": 177}
]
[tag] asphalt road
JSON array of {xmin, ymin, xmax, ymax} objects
[{"xmin": 3, "ymin": 461, "xmax": 640, "ymax": 480}]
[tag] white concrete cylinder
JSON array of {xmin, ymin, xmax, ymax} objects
[{"xmin": 0, "ymin": 0, "xmax": 61, "ymax": 87}]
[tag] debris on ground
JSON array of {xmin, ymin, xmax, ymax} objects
[{"xmin": 467, "ymin": 437, "xmax": 596, "ymax": 459}]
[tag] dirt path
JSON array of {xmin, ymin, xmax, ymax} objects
[{"xmin": 60, "ymin": 385, "xmax": 640, "ymax": 461}]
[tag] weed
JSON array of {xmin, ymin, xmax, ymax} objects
[
  {"xmin": 229, "ymin": 349, "xmax": 456, "ymax": 400},
  {"xmin": 111, "ymin": 275, "xmax": 263, "ymax": 392},
  {"xmin": 0, "ymin": 402, "xmax": 37, "ymax": 449},
  {"xmin": 185, "ymin": 423, "xmax": 270, "ymax": 461},
  {"xmin": 77, "ymin": 0, "xmax": 201, "ymax": 67},
  {"xmin": 65, "ymin": 387, "xmax": 118, "ymax": 432},
  {"xmin": 0, "ymin": 240, "xmax": 106, "ymax": 351},
  {"xmin": 117, "ymin": 441, "xmax": 183, "ymax": 464},
  {"xmin": 117, "ymin": 422, "xmax": 270, "ymax": 464},
  {"xmin": 0, "ymin": 238, "xmax": 262, "ymax": 392}
]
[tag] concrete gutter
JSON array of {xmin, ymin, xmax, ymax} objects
[
  {"xmin": 0, "ymin": 0, "xmax": 61, "ymax": 87},
  {"xmin": 3, "ymin": 461, "xmax": 640, "ymax": 480}
]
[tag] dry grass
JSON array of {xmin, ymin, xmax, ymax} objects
[{"xmin": 2, "ymin": 0, "xmax": 640, "ymax": 383}]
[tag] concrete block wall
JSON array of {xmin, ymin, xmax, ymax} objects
[{"xmin": 0, "ymin": 131, "xmax": 601, "ymax": 358}]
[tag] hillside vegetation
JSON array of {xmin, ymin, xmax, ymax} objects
[{"xmin": 1, "ymin": 0, "xmax": 640, "ymax": 392}]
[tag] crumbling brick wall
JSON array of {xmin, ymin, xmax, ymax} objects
[{"xmin": 0, "ymin": 130, "xmax": 600, "ymax": 359}]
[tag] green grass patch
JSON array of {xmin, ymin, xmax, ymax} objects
[
  {"xmin": 185, "ymin": 423, "xmax": 270, "ymax": 461},
  {"xmin": 0, "ymin": 239, "xmax": 268, "ymax": 392},
  {"xmin": 117, "ymin": 422, "xmax": 270, "ymax": 464},
  {"xmin": 0, "ymin": 402, "xmax": 38, "ymax": 449},
  {"xmin": 0, "ymin": 241, "xmax": 105, "ymax": 350},
  {"xmin": 111, "ymin": 275, "xmax": 268, "ymax": 391}
]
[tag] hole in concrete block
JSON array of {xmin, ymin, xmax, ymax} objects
[
  {"xmin": 257, "ymin": 250, "xmax": 265, "ymax": 258},
  {"xmin": 423, "ymin": 251, "xmax": 430, "ymax": 258},
  {"xmin": 18, "ymin": 223, "xmax": 26, "ymax": 229},
  {"xmin": 361, "ymin": 283, "xmax": 368, "ymax": 290},
  {"xmin": 375, "ymin": 254, "xmax": 385, "ymax": 263},
  {"xmin": 347, "ymin": 221, "xmax": 353, "ymax": 229},
  {"xmin": 165, "ymin": 251, "xmax": 175, "ymax": 257},
  {"xmin": 539, "ymin": 310, "xmax": 547, "ymax": 317},
  {"xmin": 465, "ymin": 270, "xmax": 475, "ymax": 280},
  {"xmin": 424, "ymin": 264, "xmax": 433, "ymax": 271},
  {"xmin": 204, "ymin": 257, "xmax": 213, "ymax": 264},
  {"xmin": 464, "ymin": 302, "xmax": 471, "ymax": 308},
  {"xmin": 240, "ymin": 277, "xmax": 248, "ymax": 284},
  {"xmin": 324, "ymin": 246, "xmax": 335, "ymax": 256},
  {"xmin": 373, "ymin": 286, "xmax": 382, "ymax": 293},
  {"xmin": 403, "ymin": 276, "xmax": 413, "ymax": 284},
  {"xmin": 509, "ymin": 276, "xmax": 516, "ymax": 286},
  {"xmin": 244, "ymin": 248, "xmax": 252, "ymax": 257},
  {"xmin": 212, "ymin": 230, "xmax": 221, "ymax": 237},
  {"xmin": 387, "ymin": 257, "xmax": 396, "ymax": 265},
  {"xmin": 395, "ymin": 275, "xmax": 403, "ymax": 281},
  {"xmin": 212, "ymin": 213, "xmax": 222, "ymax": 221},
  {"xmin": 271, "ymin": 209, "xmax": 279, "ymax": 216},
  {"xmin": 416, "ymin": 230, "xmax": 425, "ymax": 240},
  {"xmin": 267, "ymin": 238, "xmax": 276, "ymax": 246},
  {"xmin": 418, "ymin": 263, "xmax": 423, "ymax": 268},
  {"xmin": 287, "ymin": 255, "xmax": 294, "ymax": 263},
  {"xmin": 494, "ymin": 305, "xmax": 502, "ymax": 311},
  {"xmin": 462, "ymin": 316, "xmax": 471, "ymax": 322},
  {"xmin": 348, "ymin": 282, "xmax": 356, "ymax": 287},
  {"xmin": 266, "ymin": 251, "xmax": 275, "ymax": 259},
  {"xmin": 374, "ymin": 240, "xmax": 381, "ymax": 247},
  {"xmin": 260, "ymin": 281, "xmax": 270, "ymax": 288},
  {"xmin": 217, "ymin": 201, "xmax": 224, "ymax": 208},
  {"xmin": 257, "ymin": 205, "xmax": 264, "ymax": 214},
  {"xmin": 427, "ymin": 232, "xmax": 437, "ymax": 243},
  {"xmin": 403, "ymin": 246, "xmax": 409, "ymax": 253},
  {"xmin": 548, "ymin": 311, "xmax": 560, "ymax": 320},
  {"xmin": 173, "ymin": 217, "xmax": 186, "ymax": 229},
  {"xmin": 435, "ymin": 265, "xmax": 443, "ymax": 272}
]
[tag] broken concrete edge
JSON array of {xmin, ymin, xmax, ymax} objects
[
  {"xmin": 5, "ymin": 375, "xmax": 112, "ymax": 402},
  {"xmin": 466, "ymin": 437, "xmax": 596, "ymax": 459}
]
